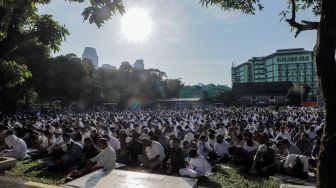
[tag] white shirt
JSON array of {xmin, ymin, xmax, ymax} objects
[
  {"xmin": 243, "ymin": 140, "xmax": 260, "ymax": 153},
  {"xmin": 217, "ymin": 128, "xmax": 228, "ymax": 139},
  {"xmin": 306, "ymin": 130, "xmax": 317, "ymax": 140},
  {"xmin": 283, "ymin": 154, "xmax": 309, "ymax": 172},
  {"xmin": 109, "ymin": 136, "xmax": 121, "ymax": 150},
  {"xmin": 146, "ymin": 141, "xmax": 165, "ymax": 161},
  {"xmin": 245, "ymin": 124, "xmax": 257, "ymax": 133},
  {"xmin": 3, "ymin": 135, "xmax": 27, "ymax": 159},
  {"xmin": 39, "ymin": 135, "xmax": 49, "ymax": 149},
  {"xmin": 184, "ymin": 132, "xmax": 194, "ymax": 142},
  {"xmin": 197, "ymin": 141, "xmax": 211, "ymax": 157},
  {"xmin": 189, "ymin": 156, "xmax": 212, "ymax": 174},
  {"xmin": 214, "ymin": 141, "xmax": 229, "ymax": 157},
  {"xmin": 91, "ymin": 145, "xmax": 116, "ymax": 171},
  {"xmin": 47, "ymin": 135, "xmax": 63, "ymax": 152},
  {"xmin": 275, "ymin": 131, "xmax": 291, "ymax": 141}
]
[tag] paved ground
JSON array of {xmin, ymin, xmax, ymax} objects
[{"xmin": 64, "ymin": 169, "xmax": 197, "ymax": 188}]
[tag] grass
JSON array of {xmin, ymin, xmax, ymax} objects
[
  {"xmin": 198, "ymin": 166, "xmax": 282, "ymax": 188},
  {"xmin": 1, "ymin": 160, "xmax": 66, "ymax": 185},
  {"xmin": 0, "ymin": 161, "xmax": 282, "ymax": 187}
]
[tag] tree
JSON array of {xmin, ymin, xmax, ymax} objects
[
  {"xmin": 214, "ymin": 91, "xmax": 235, "ymax": 105},
  {"xmin": 287, "ymin": 84, "xmax": 310, "ymax": 106},
  {"xmin": 200, "ymin": 1, "xmax": 334, "ymax": 187},
  {"xmin": 0, "ymin": 60, "xmax": 32, "ymax": 111}
]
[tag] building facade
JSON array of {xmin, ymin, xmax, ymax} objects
[
  {"xmin": 133, "ymin": 59, "xmax": 144, "ymax": 70},
  {"xmin": 82, "ymin": 47, "xmax": 98, "ymax": 68},
  {"xmin": 231, "ymin": 48, "xmax": 318, "ymax": 98},
  {"xmin": 101, "ymin": 64, "xmax": 116, "ymax": 70}
]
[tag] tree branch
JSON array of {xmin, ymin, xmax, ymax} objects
[{"xmin": 286, "ymin": 0, "xmax": 319, "ymax": 37}]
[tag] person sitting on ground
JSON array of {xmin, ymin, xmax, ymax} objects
[
  {"xmin": 67, "ymin": 138, "xmax": 116, "ymax": 179},
  {"xmin": 0, "ymin": 130, "xmax": 27, "ymax": 159},
  {"xmin": 249, "ymin": 144, "xmax": 278, "ymax": 176},
  {"xmin": 138, "ymin": 137, "xmax": 165, "ymax": 169},
  {"xmin": 197, "ymin": 135, "xmax": 211, "ymax": 158},
  {"xmin": 179, "ymin": 149, "xmax": 212, "ymax": 178},
  {"xmin": 48, "ymin": 133, "xmax": 83, "ymax": 172},
  {"xmin": 275, "ymin": 126, "xmax": 291, "ymax": 141},
  {"xmin": 212, "ymin": 134, "xmax": 230, "ymax": 162},
  {"xmin": 228, "ymin": 145, "xmax": 253, "ymax": 172},
  {"xmin": 118, "ymin": 130, "xmax": 142, "ymax": 165},
  {"xmin": 61, "ymin": 133, "xmax": 83, "ymax": 163},
  {"xmin": 243, "ymin": 131, "xmax": 260, "ymax": 155},
  {"xmin": 282, "ymin": 154, "xmax": 309, "ymax": 179},
  {"xmin": 280, "ymin": 139, "xmax": 302, "ymax": 156},
  {"xmin": 162, "ymin": 138, "xmax": 185, "ymax": 174},
  {"xmin": 81, "ymin": 137, "xmax": 99, "ymax": 162}
]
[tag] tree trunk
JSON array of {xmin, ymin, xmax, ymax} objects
[{"xmin": 316, "ymin": 0, "xmax": 336, "ymax": 187}]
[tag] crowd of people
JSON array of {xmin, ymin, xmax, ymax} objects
[{"xmin": 0, "ymin": 106, "xmax": 323, "ymax": 181}]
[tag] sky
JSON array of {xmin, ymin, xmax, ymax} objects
[{"xmin": 38, "ymin": 0, "xmax": 318, "ymax": 87}]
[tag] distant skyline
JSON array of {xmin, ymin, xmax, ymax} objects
[{"xmin": 38, "ymin": 0, "xmax": 318, "ymax": 86}]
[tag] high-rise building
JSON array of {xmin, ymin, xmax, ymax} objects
[
  {"xmin": 133, "ymin": 59, "xmax": 144, "ymax": 70},
  {"xmin": 101, "ymin": 64, "xmax": 116, "ymax": 70},
  {"xmin": 231, "ymin": 48, "xmax": 318, "ymax": 97},
  {"xmin": 82, "ymin": 47, "xmax": 98, "ymax": 68}
]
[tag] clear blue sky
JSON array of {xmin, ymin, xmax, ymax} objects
[{"xmin": 38, "ymin": 0, "xmax": 318, "ymax": 86}]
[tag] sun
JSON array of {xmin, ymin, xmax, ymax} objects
[{"xmin": 121, "ymin": 8, "xmax": 152, "ymax": 42}]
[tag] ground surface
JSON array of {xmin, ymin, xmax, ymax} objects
[{"xmin": 0, "ymin": 160, "xmax": 283, "ymax": 188}]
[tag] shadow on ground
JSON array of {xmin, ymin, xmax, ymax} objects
[{"xmin": 198, "ymin": 176, "xmax": 222, "ymax": 188}]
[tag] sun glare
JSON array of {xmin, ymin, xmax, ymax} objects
[{"xmin": 121, "ymin": 8, "xmax": 152, "ymax": 42}]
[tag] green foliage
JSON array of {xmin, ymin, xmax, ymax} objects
[
  {"xmin": 200, "ymin": 166, "xmax": 281, "ymax": 188},
  {"xmin": 3, "ymin": 160, "xmax": 66, "ymax": 185},
  {"xmin": 0, "ymin": 60, "xmax": 31, "ymax": 89},
  {"xmin": 81, "ymin": 0, "xmax": 125, "ymax": 28},
  {"xmin": 213, "ymin": 90, "xmax": 235, "ymax": 105},
  {"xmin": 200, "ymin": 0, "xmax": 264, "ymax": 15},
  {"xmin": 287, "ymin": 84, "xmax": 311, "ymax": 105},
  {"xmin": 181, "ymin": 84, "xmax": 230, "ymax": 99},
  {"xmin": 30, "ymin": 14, "xmax": 69, "ymax": 52},
  {"xmin": 200, "ymin": 0, "xmax": 321, "ymax": 16}
]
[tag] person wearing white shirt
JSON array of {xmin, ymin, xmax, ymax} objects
[
  {"xmin": 184, "ymin": 131, "xmax": 195, "ymax": 143},
  {"xmin": 179, "ymin": 149, "xmax": 212, "ymax": 178},
  {"xmin": 283, "ymin": 154, "xmax": 309, "ymax": 178},
  {"xmin": 47, "ymin": 130, "xmax": 63, "ymax": 153},
  {"xmin": 90, "ymin": 138, "xmax": 116, "ymax": 171},
  {"xmin": 275, "ymin": 126, "xmax": 291, "ymax": 141},
  {"xmin": 138, "ymin": 138, "xmax": 165, "ymax": 169},
  {"xmin": 245, "ymin": 123, "xmax": 257, "ymax": 133},
  {"xmin": 243, "ymin": 132, "xmax": 260, "ymax": 154},
  {"xmin": 306, "ymin": 126, "xmax": 317, "ymax": 141},
  {"xmin": 197, "ymin": 135, "xmax": 211, "ymax": 157},
  {"xmin": 68, "ymin": 138, "xmax": 116, "ymax": 179},
  {"xmin": 213, "ymin": 134, "xmax": 230, "ymax": 161},
  {"xmin": 0, "ymin": 131, "xmax": 27, "ymax": 159},
  {"xmin": 104, "ymin": 135, "xmax": 120, "ymax": 151}
]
